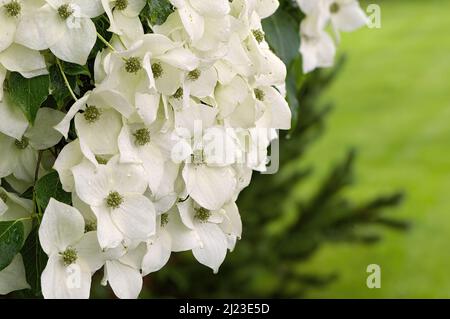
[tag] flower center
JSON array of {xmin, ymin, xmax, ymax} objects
[
  {"xmin": 254, "ymin": 88, "xmax": 265, "ymax": 101},
  {"xmin": 173, "ymin": 87, "xmax": 183, "ymax": 99},
  {"xmin": 125, "ymin": 57, "xmax": 142, "ymax": 74},
  {"xmin": 191, "ymin": 149, "xmax": 205, "ymax": 165},
  {"xmin": 133, "ymin": 128, "xmax": 151, "ymax": 146},
  {"xmin": 106, "ymin": 191, "xmax": 124, "ymax": 209},
  {"xmin": 58, "ymin": 4, "xmax": 74, "ymax": 20},
  {"xmin": 95, "ymin": 155, "xmax": 108, "ymax": 165},
  {"xmin": 160, "ymin": 213, "xmax": 169, "ymax": 227},
  {"xmin": 14, "ymin": 137, "xmax": 29, "ymax": 149},
  {"xmin": 151, "ymin": 62, "xmax": 163, "ymax": 79},
  {"xmin": 114, "ymin": 0, "xmax": 128, "ymax": 10},
  {"xmin": 330, "ymin": 2, "xmax": 340, "ymax": 13},
  {"xmin": 85, "ymin": 221, "xmax": 97, "ymax": 232},
  {"xmin": 0, "ymin": 191, "xmax": 7, "ymax": 203},
  {"xmin": 61, "ymin": 247, "xmax": 78, "ymax": 266},
  {"xmin": 84, "ymin": 105, "xmax": 101, "ymax": 123},
  {"xmin": 4, "ymin": 1, "xmax": 21, "ymax": 17},
  {"xmin": 187, "ymin": 69, "xmax": 201, "ymax": 81},
  {"xmin": 252, "ymin": 29, "xmax": 265, "ymax": 43},
  {"xmin": 194, "ymin": 207, "xmax": 211, "ymax": 222}
]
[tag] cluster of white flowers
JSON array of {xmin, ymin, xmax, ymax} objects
[
  {"xmin": 0, "ymin": 0, "xmax": 369, "ymax": 299},
  {"xmin": 0, "ymin": 0, "xmax": 292, "ymax": 299},
  {"xmin": 296, "ymin": 0, "xmax": 368, "ymax": 73}
]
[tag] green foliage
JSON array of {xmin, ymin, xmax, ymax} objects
[
  {"xmin": 7, "ymin": 73, "xmax": 49, "ymax": 124},
  {"xmin": 60, "ymin": 61, "xmax": 90, "ymax": 77},
  {"xmin": 35, "ymin": 171, "xmax": 71, "ymax": 210},
  {"xmin": 49, "ymin": 65, "xmax": 77, "ymax": 109},
  {"xmin": 91, "ymin": 15, "xmax": 113, "ymax": 59},
  {"xmin": 262, "ymin": 9, "xmax": 300, "ymax": 67},
  {"xmin": 0, "ymin": 220, "xmax": 24, "ymax": 271},
  {"xmin": 141, "ymin": 0, "xmax": 174, "ymax": 26}
]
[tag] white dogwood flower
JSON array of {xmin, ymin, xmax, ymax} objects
[
  {"xmin": 141, "ymin": 207, "xmax": 199, "ymax": 275},
  {"xmin": 39, "ymin": 199, "xmax": 104, "ymax": 299},
  {"xmin": 297, "ymin": 0, "xmax": 367, "ymax": 72},
  {"xmin": 101, "ymin": 0, "xmax": 146, "ymax": 37},
  {"xmin": 101, "ymin": 244, "xmax": 144, "ymax": 299},
  {"xmin": 325, "ymin": 0, "xmax": 368, "ymax": 34},
  {"xmin": 117, "ymin": 122, "xmax": 165, "ymax": 193},
  {"xmin": 0, "ymin": 107, "xmax": 64, "ymax": 182},
  {"xmin": 20, "ymin": 0, "xmax": 104, "ymax": 64},
  {"xmin": 177, "ymin": 198, "xmax": 241, "ymax": 273},
  {"xmin": 72, "ymin": 155, "xmax": 156, "ymax": 249},
  {"xmin": 0, "ymin": 0, "xmax": 46, "ymax": 52}
]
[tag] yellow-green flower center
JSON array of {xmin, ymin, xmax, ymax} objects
[
  {"xmin": 15, "ymin": 137, "xmax": 29, "ymax": 149},
  {"xmin": 85, "ymin": 221, "xmax": 97, "ymax": 232},
  {"xmin": 191, "ymin": 149, "xmax": 205, "ymax": 165},
  {"xmin": 84, "ymin": 105, "xmax": 101, "ymax": 123},
  {"xmin": 125, "ymin": 57, "xmax": 142, "ymax": 74},
  {"xmin": 161, "ymin": 213, "xmax": 169, "ymax": 227},
  {"xmin": 252, "ymin": 29, "xmax": 265, "ymax": 43},
  {"xmin": 194, "ymin": 207, "xmax": 211, "ymax": 222},
  {"xmin": 330, "ymin": 2, "xmax": 340, "ymax": 13},
  {"xmin": 4, "ymin": 1, "xmax": 21, "ymax": 17},
  {"xmin": 58, "ymin": 4, "xmax": 74, "ymax": 20},
  {"xmin": 114, "ymin": 0, "xmax": 128, "ymax": 10},
  {"xmin": 95, "ymin": 155, "xmax": 108, "ymax": 165},
  {"xmin": 61, "ymin": 247, "xmax": 78, "ymax": 266},
  {"xmin": 106, "ymin": 191, "xmax": 124, "ymax": 209},
  {"xmin": 254, "ymin": 88, "xmax": 265, "ymax": 101},
  {"xmin": 173, "ymin": 87, "xmax": 183, "ymax": 99},
  {"xmin": 151, "ymin": 62, "xmax": 163, "ymax": 79},
  {"xmin": 187, "ymin": 69, "xmax": 201, "ymax": 81},
  {"xmin": 133, "ymin": 128, "xmax": 151, "ymax": 146}
]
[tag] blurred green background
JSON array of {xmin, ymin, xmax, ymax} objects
[{"xmin": 300, "ymin": 0, "xmax": 450, "ymax": 298}]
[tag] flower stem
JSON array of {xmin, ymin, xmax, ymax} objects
[
  {"xmin": 96, "ymin": 32, "xmax": 117, "ymax": 52},
  {"xmin": 56, "ymin": 58, "xmax": 77, "ymax": 102}
]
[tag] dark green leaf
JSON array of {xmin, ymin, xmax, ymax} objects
[
  {"xmin": 0, "ymin": 220, "xmax": 25, "ymax": 271},
  {"xmin": 21, "ymin": 225, "xmax": 47, "ymax": 297},
  {"xmin": 35, "ymin": 171, "xmax": 71, "ymax": 210},
  {"xmin": 61, "ymin": 61, "xmax": 91, "ymax": 77},
  {"xmin": 49, "ymin": 65, "xmax": 77, "ymax": 109},
  {"xmin": 7, "ymin": 72, "xmax": 50, "ymax": 124},
  {"xmin": 286, "ymin": 57, "xmax": 305, "ymax": 130},
  {"xmin": 141, "ymin": 0, "xmax": 174, "ymax": 25},
  {"xmin": 262, "ymin": 9, "xmax": 300, "ymax": 67},
  {"xmin": 91, "ymin": 15, "xmax": 112, "ymax": 59}
]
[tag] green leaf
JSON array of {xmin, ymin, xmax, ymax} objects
[
  {"xmin": 286, "ymin": 57, "xmax": 306, "ymax": 130},
  {"xmin": 61, "ymin": 61, "xmax": 91, "ymax": 77},
  {"xmin": 91, "ymin": 15, "xmax": 113, "ymax": 59},
  {"xmin": 21, "ymin": 225, "xmax": 47, "ymax": 297},
  {"xmin": 142, "ymin": 0, "xmax": 174, "ymax": 25},
  {"xmin": 262, "ymin": 8, "xmax": 300, "ymax": 67},
  {"xmin": 0, "ymin": 220, "xmax": 25, "ymax": 271},
  {"xmin": 7, "ymin": 72, "xmax": 50, "ymax": 124},
  {"xmin": 35, "ymin": 171, "xmax": 71, "ymax": 210},
  {"xmin": 49, "ymin": 65, "xmax": 77, "ymax": 109}
]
